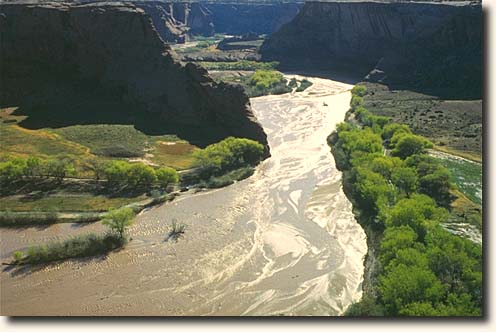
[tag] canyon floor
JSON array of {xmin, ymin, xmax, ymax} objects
[{"xmin": 0, "ymin": 76, "xmax": 367, "ymax": 316}]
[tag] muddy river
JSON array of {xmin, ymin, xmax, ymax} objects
[{"xmin": 0, "ymin": 76, "xmax": 367, "ymax": 316}]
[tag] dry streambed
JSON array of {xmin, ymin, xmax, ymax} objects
[{"xmin": 0, "ymin": 76, "xmax": 367, "ymax": 316}]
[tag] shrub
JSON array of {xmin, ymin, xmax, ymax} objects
[
  {"xmin": 391, "ymin": 134, "xmax": 433, "ymax": 159},
  {"xmin": 156, "ymin": 167, "xmax": 179, "ymax": 188},
  {"xmin": 382, "ymin": 123, "xmax": 412, "ymax": 141},
  {"xmin": 351, "ymin": 85, "xmax": 367, "ymax": 97},
  {"xmin": 350, "ymin": 95, "xmax": 364, "ymax": 110},
  {"xmin": 126, "ymin": 163, "xmax": 157, "ymax": 187},
  {"xmin": 193, "ymin": 137, "xmax": 264, "ymax": 179},
  {"xmin": 102, "ymin": 207, "xmax": 135, "ymax": 239},
  {"xmin": 385, "ymin": 194, "xmax": 448, "ymax": 240},
  {"xmin": 418, "ymin": 168, "xmax": 453, "ymax": 206},
  {"xmin": 391, "ymin": 167, "xmax": 418, "ymax": 196},
  {"xmin": 10, "ymin": 233, "xmax": 125, "ymax": 265},
  {"xmin": 44, "ymin": 157, "xmax": 75, "ymax": 180},
  {"xmin": 379, "ymin": 264, "xmax": 445, "ymax": 315},
  {"xmin": 0, "ymin": 158, "xmax": 27, "ymax": 183}
]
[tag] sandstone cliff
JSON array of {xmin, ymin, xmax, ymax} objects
[
  {"xmin": 0, "ymin": 1, "xmax": 268, "ymax": 150},
  {"xmin": 134, "ymin": 1, "xmax": 302, "ymax": 43},
  {"xmin": 261, "ymin": 1, "xmax": 482, "ymax": 99}
]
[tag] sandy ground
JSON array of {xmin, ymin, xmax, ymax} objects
[{"xmin": 0, "ymin": 76, "xmax": 367, "ymax": 316}]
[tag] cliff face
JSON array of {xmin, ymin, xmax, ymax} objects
[
  {"xmin": 0, "ymin": 2, "xmax": 268, "ymax": 150},
  {"xmin": 135, "ymin": 1, "xmax": 302, "ymax": 43},
  {"xmin": 134, "ymin": 1, "xmax": 214, "ymax": 43},
  {"xmin": 261, "ymin": 1, "xmax": 482, "ymax": 98}
]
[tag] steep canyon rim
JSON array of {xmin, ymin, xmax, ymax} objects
[{"xmin": 0, "ymin": 76, "xmax": 367, "ymax": 316}]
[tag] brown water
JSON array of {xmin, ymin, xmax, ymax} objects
[{"xmin": 0, "ymin": 76, "xmax": 367, "ymax": 316}]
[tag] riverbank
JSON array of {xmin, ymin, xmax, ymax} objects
[{"xmin": 330, "ymin": 85, "xmax": 482, "ymax": 316}]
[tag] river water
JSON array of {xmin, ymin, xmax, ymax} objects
[{"xmin": 0, "ymin": 76, "xmax": 367, "ymax": 316}]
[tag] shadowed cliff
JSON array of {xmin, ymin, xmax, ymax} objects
[
  {"xmin": 0, "ymin": 1, "xmax": 269, "ymax": 151},
  {"xmin": 261, "ymin": 0, "xmax": 482, "ymax": 99}
]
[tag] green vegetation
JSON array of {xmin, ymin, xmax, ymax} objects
[
  {"xmin": 166, "ymin": 219, "xmax": 186, "ymax": 242},
  {"xmin": 9, "ymin": 233, "xmax": 125, "ymax": 265},
  {"xmin": 243, "ymin": 70, "xmax": 291, "ymax": 97},
  {"xmin": 9, "ymin": 207, "xmax": 135, "ymax": 265},
  {"xmin": 198, "ymin": 60, "xmax": 279, "ymax": 71},
  {"xmin": 0, "ymin": 156, "xmax": 179, "ymax": 191},
  {"xmin": 101, "ymin": 207, "xmax": 135, "ymax": 239},
  {"xmin": 330, "ymin": 86, "xmax": 482, "ymax": 316},
  {"xmin": 54, "ymin": 125, "xmax": 149, "ymax": 158},
  {"xmin": 192, "ymin": 137, "xmax": 264, "ymax": 180},
  {"xmin": 437, "ymin": 155, "xmax": 482, "ymax": 205}
]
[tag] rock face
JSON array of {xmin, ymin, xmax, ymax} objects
[
  {"xmin": 135, "ymin": 1, "xmax": 302, "ymax": 43},
  {"xmin": 261, "ymin": 1, "xmax": 482, "ymax": 99},
  {"xmin": 134, "ymin": 1, "xmax": 214, "ymax": 43},
  {"xmin": 0, "ymin": 1, "xmax": 269, "ymax": 151}
]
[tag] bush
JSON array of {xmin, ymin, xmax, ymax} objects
[
  {"xmin": 350, "ymin": 95, "xmax": 364, "ymax": 110},
  {"xmin": 101, "ymin": 207, "xmax": 135, "ymax": 239},
  {"xmin": 156, "ymin": 167, "xmax": 179, "ymax": 188},
  {"xmin": 126, "ymin": 163, "xmax": 157, "ymax": 187},
  {"xmin": 418, "ymin": 168, "xmax": 453, "ymax": 206},
  {"xmin": 44, "ymin": 157, "xmax": 75, "ymax": 180},
  {"xmin": 351, "ymin": 85, "xmax": 367, "ymax": 97},
  {"xmin": 0, "ymin": 158, "xmax": 27, "ymax": 183},
  {"xmin": 10, "ymin": 233, "xmax": 125, "ymax": 265},
  {"xmin": 193, "ymin": 137, "xmax": 264, "ymax": 179},
  {"xmin": 385, "ymin": 194, "xmax": 448, "ymax": 240},
  {"xmin": 391, "ymin": 134, "xmax": 433, "ymax": 159}
]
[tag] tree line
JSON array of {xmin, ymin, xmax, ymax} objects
[
  {"xmin": 0, "ymin": 156, "xmax": 179, "ymax": 190},
  {"xmin": 331, "ymin": 85, "xmax": 482, "ymax": 316}
]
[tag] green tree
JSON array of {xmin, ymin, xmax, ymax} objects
[
  {"xmin": 380, "ymin": 225, "xmax": 419, "ymax": 264},
  {"xmin": 379, "ymin": 264, "xmax": 445, "ymax": 315},
  {"xmin": 353, "ymin": 166, "xmax": 396, "ymax": 220},
  {"xmin": 385, "ymin": 194, "xmax": 448, "ymax": 240},
  {"xmin": 391, "ymin": 167, "xmax": 418, "ymax": 196},
  {"xmin": 43, "ymin": 158, "xmax": 75, "ymax": 181},
  {"xmin": 103, "ymin": 160, "xmax": 129, "ymax": 184},
  {"xmin": 156, "ymin": 167, "xmax": 179, "ymax": 188},
  {"xmin": 350, "ymin": 95, "xmax": 364, "ymax": 110},
  {"xmin": 0, "ymin": 158, "xmax": 27, "ymax": 182},
  {"xmin": 382, "ymin": 123, "xmax": 412, "ymax": 141},
  {"xmin": 84, "ymin": 159, "xmax": 107, "ymax": 180},
  {"xmin": 102, "ymin": 207, "xmax": 135, "ymax": 239},
  {"xmin": 26, "ymin": 156, "xmax": 42, "ymax": 177},
  {"xmin": 391, "ymin": 134, "xmax": 433, "ymax": 159},
  {"xmin": 418, "ymin": 168, "xmax": 452, "ymax": 206},
  {"xmin": 351, "ymin": 84, "xmax": 367, "ymax": 97},
  {"xmin": 126, "ymin": 163, "xmax": 157, "ymax": 187}
]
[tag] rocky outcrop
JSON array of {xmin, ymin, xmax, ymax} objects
[
  {"xmin": 0, "ymin": 1, "xmax": 268, "ymax": 150},
  {"xmin": 134, "ymin": 1, "xmax": 214, "ymax": 43},
  {"xmin": 134, "ymin": 1, "xmax": 302, "ymax": 43},
  {"xmin": 261, "ymin": 1, "xmax": 482, "ymax": 99}
]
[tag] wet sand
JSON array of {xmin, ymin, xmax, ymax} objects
[{"xmin": 0, "ymin": 76, "xmax": 367, "ymax": 316}]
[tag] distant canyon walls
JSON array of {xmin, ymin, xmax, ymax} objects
[
  {"xmin": 0, "ymin": 2, "xmax": 268, "ymax": 150},
  {"xmin": 134, "ymin": 1, "xmax": 303, "ymax": 43},
  {"xmin": 261, "ymin": 1, "xmax": 482, "ymax": 99}
]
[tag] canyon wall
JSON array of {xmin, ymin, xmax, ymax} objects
[
  {"xmin": 0, "ymin": 1, "xmax": 268, "ymax": 149},
  {"xmin": 134, "ymin": 1, "xmax": 302, "ymax": 42},
  {"xmin": 261, "ymin": 1, "xmax": 482, "ymax": 98}
]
